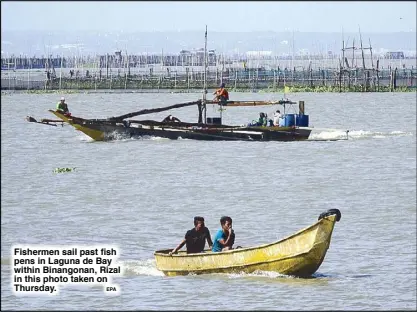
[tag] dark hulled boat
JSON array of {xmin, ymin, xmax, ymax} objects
[{"xmin": 41, "ymin": 99, "xmax": 312, "ymax": 142}]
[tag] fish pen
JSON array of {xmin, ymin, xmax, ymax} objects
[{"xmin": 1, "ymin": 52, "xmax": 416, "ymax": 92}]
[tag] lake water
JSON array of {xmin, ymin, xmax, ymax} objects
[{"xmin": 1, "ymin": 91, "xmax": 416, "ymax": 310}]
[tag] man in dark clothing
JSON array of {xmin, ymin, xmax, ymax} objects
[
  {"xmin": 162, "ymin": 114, "xmax": 181, "ymax": 123},
  {"xmin": 169, "ymin": 217, "xmax": 213, "ymax": 255}
]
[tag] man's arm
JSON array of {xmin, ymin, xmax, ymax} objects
[
  {"xmin": 217, "ymin": 229, "xmax": 233, "ymax": 247},
  {"xmin": 169, "ymin": 239, "xmax": 186, "ymax": 255},
  {"xmin": 206, "ymin": 229, "xmax": 213, "ymax": 248}
]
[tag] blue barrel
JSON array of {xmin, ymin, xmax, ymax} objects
[
  {"xmin": 284, "ymin": 114, "xmax": 296, "ymax": 127},
  {"xmin": 296, "ymin": 114, "xmax": 309, "ymax": 127}
]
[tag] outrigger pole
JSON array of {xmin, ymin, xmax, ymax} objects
[
  {"xmin": 107, "ymin": 100, "xmax": 202, "ymax": 121},
  {"xmin": 203, "ymin": 25, "xmax": 208, "ymax": 124}
]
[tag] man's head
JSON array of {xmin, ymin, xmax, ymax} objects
[
  {"xmin": 220, "ymin": 216, "xmax": 232, "ymax": 231},
  {"xmin": 194, "ymin": 216, "xmax": 205, "ymax": 231},
  {"xmin": 276, "ymin": 110, "xmax": 280, "ymax": 113},
  {"xmin": 60, "ymin": 97, "xmax": 65, "ymax": 102}
]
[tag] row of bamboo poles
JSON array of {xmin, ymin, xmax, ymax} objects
[
  {"xmin": 2, "ymin": 65, "xmax": 416, "ymax": 92},
  {"xmin": 2, "ymin": 39, "xmax": 416, "ymax": 91}
]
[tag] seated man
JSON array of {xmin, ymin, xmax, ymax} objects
[
  {"xmin": 56, "ymin": 97, "xmax": 70, "ymax": 115},
  {"xmin": 169, "ymin": 217, "xmax": 213, "ymax": 255},
  {"xmin": 257, "ymin": 112, "xmax": 267, "ymax": 126},
  {"xmin": 213, "ymin": 83, "xmax": 229, "ymax": 105},
  {"xmin": 212, "ymin": 216, "xmax": 235, "ymax": 252}
]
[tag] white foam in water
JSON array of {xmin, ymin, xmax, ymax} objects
[
  {"xmin": 346, "ymin": 130, "xmax": 373, "ymax": 137},
  {"xmin": 390, "ymin": 130, "xmax": 412, "ymax": 136},
  {"xmin": 373, "ymin": 134, "xmax": 386, "ymax": 139},
  {"xmin": 122, "ymin": 259, "xmax": 164, "ymax": 277},
  {"xmin": 118, "ymin": 260, "xmax": 293, "ymax": 279},
  {"xmin": 105, "ymin": 131, "xmax": 170, "ymax": 142},
  {"xmin": 77, "ymin": 134, "xmax": 94, "ymax": 142},
  {"xmin": 307, "ymin": 128, "xmax": 410, "ymax": 141},
  {"xmin": 309, "ymin": 130, "xmax": 349, "ymax": 140},
  {"xmin": 346, "ymin": 130, "xmax": 413, "ymax": 139},
  {"xmin": 226, "ymin": 270, "xmax": 291, "ymax": 279}
]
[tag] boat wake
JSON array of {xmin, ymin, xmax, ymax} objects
[
  {"xmin": 119, "ymin": 260, "xmax": 315, "ymax": 279},
  {"xmin": 225, "ymin": 270, "xmax": 292, "ymax": 279},
  {"xmin": 1, "ymin": 257, "xmax": 331, "ymax": 280},
  {"xmin": 309, "ymin": 129, "xmax": 413, "ymax": 141},
  {"xmin": 122, "ymin": 259, "xmax": 165, "ymax": 277}
]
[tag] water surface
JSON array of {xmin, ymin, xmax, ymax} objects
[{"xmin": 1, "ymin": 91, "xmax": 416, "ymax": 310}]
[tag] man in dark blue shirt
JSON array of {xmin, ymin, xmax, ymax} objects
[{"xmin": 169, "ymin": 217, "xmax": 213, "ymax": 255}]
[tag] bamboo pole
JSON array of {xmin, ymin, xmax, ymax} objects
[
  {"xmin": 27, "ymin": 56, "xmax": 31, "ymax": 90},
  {"xmin": 124, "ymin": 51, "xmax": 128, "ymax": 90},
  {"xmin": 59, "ymin": 52, "xmax": 63, "ymax": 90}
]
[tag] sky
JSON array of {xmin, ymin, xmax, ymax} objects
[{"xmin": 1, "ymin": 1, "xmax": 416, "ymax": 33}]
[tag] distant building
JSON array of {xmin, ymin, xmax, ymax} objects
[
  {"xmin": 246, "ymin": 51, "xmax": 273, "ymax": 59},
  {"xmin": 385, "ymin": 51, "xmax": 404, "ymax": 59},
  {"xmin": 179, "ymin": 49, "xmax": 216, "ymax": 66}
]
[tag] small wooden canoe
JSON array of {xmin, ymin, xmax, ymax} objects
[{"xmin": 154, "ymin": 209, "xmax": 341, "ymax": 277}]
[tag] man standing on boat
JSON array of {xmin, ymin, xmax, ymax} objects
[
  {"xmin": 273, "ymin": 110, "xmax": 282, "ymax": 126},
  {"xmin": 169, "ymin": 216, "xmax": 213, "ymax": 255},
  {"xmin": 213, "ymin": 82, "xmax": 229, "ymax": 105},
  {"xmin": 56, "ymin": 97, "xmax": 70, "ymax": 116},
  {"xmin": 212, "ymin": 216, "xmax": 235, "ymax": 252}
]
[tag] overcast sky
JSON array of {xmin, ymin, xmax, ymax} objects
[{"xmin": 1, "ymin": 1, "xmax": 416, "ymax": 33}]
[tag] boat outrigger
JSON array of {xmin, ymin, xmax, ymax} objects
[{"xmin": 27, "ymin": 98, "xmax": 313, "ymax": 142}]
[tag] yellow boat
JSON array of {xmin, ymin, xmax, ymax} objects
[
  {"xmin": 48, "ymin": 110, "xmax": 106, "ymax": 141},
  {"xmin": 154, "ymin": 209, "xmax": 341, "ymax": 277}
]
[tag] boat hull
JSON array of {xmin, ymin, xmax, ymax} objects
[
  {"xmin": 49, "ymin": 110, "xmax": 311, "ymax": 142},
  {"xmin": 154, "ymin": 214, "xmax": 338, "ymax": 277}
]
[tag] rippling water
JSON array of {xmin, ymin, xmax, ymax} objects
[{"xmin": 1, "ymin": 91, "xmax": 416, "ymax": 310}]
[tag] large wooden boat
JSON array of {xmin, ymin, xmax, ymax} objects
[
  {"xmin": 26, "ymin": 26, "xmax": 315, "ymax": 142},
  {"xmin": 154, "ymin": 209, "xmax": 341, "ymax": 277},
  {"xmin": 27, "ymin": 98, "xmax": 313, "ymax": 142}
]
